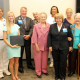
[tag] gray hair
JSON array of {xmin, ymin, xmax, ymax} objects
[
  {"xmin": 39, "ymin": 12, "xmax": 47, "ymax": 18},
  {"xmin": 74, "ymin": 13, "xmax": 80, "ymax": 18}
]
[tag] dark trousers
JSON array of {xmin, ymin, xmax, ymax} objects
[
  {"xmin": 52, "ymin": 49, "xmax": 68, "ymax": 79},
  {"xmin": 19, "ymin": 38, "xmax": 32, "ymax": 68},
  {"xmin": 68, "ymin": 51, "xmax": 72, "ymax": 73},
  {"xmin": 70, "ymin": 49, "xmax": 80, "ymax": 73}
]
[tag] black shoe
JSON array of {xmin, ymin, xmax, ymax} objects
[
  {"xmin": 27, "ymin": 66, "xmax": 35, "ymax": 70},
  {"xmin": 68, "ymin": 72, "xmax": 74, "ymax": 77},
  {"xmin": 37, "ymin": 75, "xmax": 42, "ymax": 78},
  {"xmin": 18, "ymin": 68, "xmax": 24, "ymax": 73},
  {"xmin": 55, "ymin": 77, "xmax": 58, "ymax": 80},
  {"xmin": 60, "ymin": 78, "xmax": 65, "ymax": 80},
  {"xmin": 42, "ymin": 72, "xmax": 49, "ymax": 76}
]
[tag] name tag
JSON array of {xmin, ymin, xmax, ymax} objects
[
  {"xmin": 63, "ymin": 28, "xmax": 67, "ymax": 32},
  {"xmin": 18, "ymin": 20, "xmax": 23, "ymax": 24}
]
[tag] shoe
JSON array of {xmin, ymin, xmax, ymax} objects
[
  {"xmin": 49, "ymin": 63, "xmax": 53, "ymax": 67},
  {"xmin": 68, "ymin": 72, "xmax": 74, "ymax": 77},
  {"xmin": 27, "ymin": 66, "xmax": 35, "ymax": 70},
  {"xmin": 0, "ymin": 73, "xmax": 4, "ymax": 78},
  {"xmin": 36, "ymin": 75, "xmax": 42, "ymax": 78},
  {"xmin": 18, "ymin": 68, "xmax": 24, "ymax": 73},
  {"xmin": 60, "ymin": 77, "xmax": 65, "ymax": 80},
  {"xmin": 42, "ymin": 72, "xmax": 49, "ymax": 76},
  {"xmin": 3, "ymin": 70, "xmax": 11, "ymax": 76},
  {"xmin": 55, "ymin": 77, "xmax": 58, "ymax": 80}
]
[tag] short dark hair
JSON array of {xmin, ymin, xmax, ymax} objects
[
  {"xmin": 50, "ymin": 6, "xmax": 59, "ymax": 14},
  {"xmin": 0, "ymin": 8, "xmax": 3, "ymax": 12}
]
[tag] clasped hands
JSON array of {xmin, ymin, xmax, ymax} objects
[{"xmin": 24, "ymin": 35, "xmax": 30, "ymax": 40}]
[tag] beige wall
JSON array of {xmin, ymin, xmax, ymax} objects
[
  {"xmin": 9, "ymin": 0, "xmax": 76, "ymax": 58},
  {"xmin": 9, "ymin": 0, "xmax": 76, "ymax": 19}
]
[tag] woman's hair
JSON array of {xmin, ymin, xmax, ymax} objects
[
  {"xmin": 74, "ymin": 13, "xmax": 80, "ymax": 19},
  {"xmin": 50, "ymin": 6, "xmax": 59, "ymax": 14},
  {"xmin": 66, "ymin": 8, "xmax": 73, "ymax": 13},
  {"xmin": 0, "ymin": 8, "xmax": 3, "ymax": 12},
  {"xmin": 39, "ymin": 12, "xmax": 47, "ymax": 19},
  {"xmin": 6, "ymin": 11, "xmax": 15, "ymax": 34},
  {"xmin": 54, "ymin": 13, "xmax": 64, "ymax": 22}
]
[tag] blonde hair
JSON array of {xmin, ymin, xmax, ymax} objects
[
  {"xmin": 54, "ymin": 13, "xmax": 64, "ymax": 22},
  {"xmin": 66, "ymin": 8, "xmax": 73, "ymax": 13},
  {"xmin": 6, "ymin": 11, "xmax": 15, "ymax": 34}
]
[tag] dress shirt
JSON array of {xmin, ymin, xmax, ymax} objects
[{"xmin": 57, "ymin": 24, "xmax": 62, "ymax": 32}]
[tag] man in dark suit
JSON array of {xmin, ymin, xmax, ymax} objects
[
  {"xmin": 47, "ymin": 13, "xmax": 73, "ymax": 80},
  {"xmin": 15, "ymin": 7, "xmax": 34, "ymax": 73}
]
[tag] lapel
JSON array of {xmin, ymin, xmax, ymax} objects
[
  {"xmin": 54, "ymin": 23, "xmax": 58, "ymax": 33},
  {"xmin": 54, "ymin": 23, "xmax": 65, "ymax": 33},
  {"xmin": 59, "ymin": 23, "xmax": 65, "ymax": 33},
  {"xmin": 38, "ymin": 23, "xmax": 49, "ymax": 35},
  {"xmin": 19, "ymin": 16, "xmax": 26, "ymax": 29}
]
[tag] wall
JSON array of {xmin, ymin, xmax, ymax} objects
[
  {"xmin": 9, "ymin": 0, "xmax": 76, "ymax": 18},
  {"xmin": 0, "ymin": 0, "xmax": 9, "ymax": 17}
]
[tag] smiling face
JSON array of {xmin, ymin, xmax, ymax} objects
[
  {"xmin": 51, "ymin": 7, "xmax": 58, "ymax": 16},
  {"xmin": 55, "ymin": 13, "xmax": 64, "ymax": 25},
  {"xmin": 39, "ymin": 13, "xmax": 47, "ymax": 23},
  {"xmin": 8, "ymin": 13, "xmax": 14, "ymax": 23},
  {"xmin": 0, "ymin": 9, "xmax": 3, "ymax": 18},
  {"xmin": 66, "ymin": 8, "xmax": 73, "ymax": 18},
  {"xmin": 33, "ymin": 12, "xmax": 39, "ymax": 20},
  {"xmin": 20, "ymin": 7, "xmax": 27, "ymax": 18},
  {"xmin": 55, "ymin": 17, "xmax": 63, "ymax": 25},
  {"xmin": 74, "ymin": 15, "xmax": 80, "ymax": 24}
]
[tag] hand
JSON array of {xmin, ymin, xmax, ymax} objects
[
  {"xmin": 35, "ymin": 44, "xmax": 40, "ymax": 53},
  {"xmin": 24, "ymin": 35, "xmax": 30, "ymax": 40},
  {"xmin": 11, "ymin": 45, "xmax": 20, "ymax": 48},
  {"xmin": 49, "ymin": 47, "xmax": 52, "ymax": 52},
  {"xmin": 77, "ymin": 43, "xmax": 80, "ymax": 47},
  {"xmin": 69, "ymin": 47, "xmax": 72, "ymax": 52},
  {"xmin": 68, "ymin": 37, "xmax": 72, "ymax": 41}
]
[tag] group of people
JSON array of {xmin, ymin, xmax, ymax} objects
[{"xmin": 0, "ymin": 6, "xmax": 80, "ymax": 80}]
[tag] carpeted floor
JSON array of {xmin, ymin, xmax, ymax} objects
[{"xmin": 0, "ymin": 61, "xmax": 79, "ymax": 80}]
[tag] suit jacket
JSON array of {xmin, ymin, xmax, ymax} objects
[
  {"xmin": 32, "ymin": 22, "xmax": 50, "ymax": 51},
  {"xmin": 47, "ymin": 23, "xmax": 73, "ymax": 50},
  {"xmin": 15, "ymin": 16, "xmax": 33, "ymax": 36}
]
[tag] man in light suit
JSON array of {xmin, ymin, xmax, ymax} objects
[{"xmin": 15, "ymin": 7, "xmax": 34, "ymax": 73}]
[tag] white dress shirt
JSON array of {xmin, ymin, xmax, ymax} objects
[
  {"xmin": 46, "ymin": 16, "xmax": 56, "ymax": 24},
  {"xmin": 0, "ymin": 18, "xmax": 6, "ymax": 39},
  {"xmin": 57, "ymin": 24, "xmax": 62, "ymax": 32}
]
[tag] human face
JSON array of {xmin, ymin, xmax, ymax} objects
[
  {"xmin": 51, "ymin": 7, "xmax": 57, "ymax": 16},
  {"xmin": 66, "ymin": 9, "xmax": 72, "ymax": 18},
  {"xmin": 8, "ymin": 13, "xmax": 14, "ymax": 23},
  {"xmin": 40, "ymin": 14, "xmax": 47, "ymax": 23},
  {"xmin": 55, "ymin": 17, "xmax": 63, "ymax": 25},
  {"xmin": 20, "ymin": 8, "xmax": 27, "ymax": 18},
  {"xmin": 0, "ymin": 9, "xmax": 3, "ymax": 18},
  {"xmin": 75, "ymin": 15, "xmax": 80, "ymax": 24},
  {"xmin": 33, "ymin": 13, "xmax": 39, "ymax": 20}
]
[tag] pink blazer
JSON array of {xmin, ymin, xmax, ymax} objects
[{"xmin": 32, "ymin": 22, "xmax": 50, "ymax": 51}]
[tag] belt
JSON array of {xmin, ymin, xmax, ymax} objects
[{"xmin": 0, "ymin": 39, "xmax": 3, "ymax": 40}]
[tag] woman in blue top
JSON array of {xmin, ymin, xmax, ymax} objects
[
  {"xmin": 3, "ymin": 11, "xmax": 21, "ymax": 80},
  {"xmin": 70, "ymin": 13, "xmax": 80, "ymax": 76}
]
